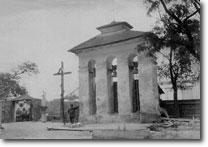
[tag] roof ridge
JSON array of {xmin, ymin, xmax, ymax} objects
[{"xmin": 68, "ymin": 30, "xmax": 147, "ymax": 53}]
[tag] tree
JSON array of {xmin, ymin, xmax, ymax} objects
[
  {"xmin": 157, "ymin": 48, "xmax": 199, "ymax": 117},
  {"xmin": 0, "ymin": 61, "xmax": 39, "ymax": 99},
  {"xmin": 139, "ymin": 0, "xmax": 200, "ymax": 117},
  {"xmin": 12, "ymin": 61, "xmax": 39, "ymax": 79},
  {"xmin": 144, "ymin": 0, "xmax": 200, "ymax": 61}
]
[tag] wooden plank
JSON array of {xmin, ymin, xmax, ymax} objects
[
  {"xmin": 47, "ymin": 127, "xmax": 93, "ymax": 132},
  {"xmin": 161, "ymin": 117, "xmax": 200, "ymax": 122}
]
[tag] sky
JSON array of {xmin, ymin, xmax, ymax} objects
[{"xmin": 0, "ymin": 0, "xmax": 158, "ymax": 100}]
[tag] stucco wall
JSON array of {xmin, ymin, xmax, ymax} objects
[{"xmin": 77, "ymin": 38, "xmax": 159, "ymax": 123}]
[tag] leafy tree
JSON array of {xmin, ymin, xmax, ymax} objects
[
  {"xmin": 144, "ymin": 0, "xmax": 200, "ymax": 61},
  {"xmin": 0, "ymin": 61, "xmax": 39, "ymax": 99},
  {"xmin": 139, "ymin": 0, "xmax": 200, "ymax": 117},
  {"xmin": 12, "ymin": 61, "xmax": 39, "ymax": 79},
  {"xmin": 157, "ymin": 48, "xmax": 199, "ymax": 117}
]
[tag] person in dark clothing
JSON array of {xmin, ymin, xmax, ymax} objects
[
  {"xmin": 68, "ymin": 104, "xmax": 75, "ymax": 124},
  {"xmin": 16, "ymin": 108, "xmax": 22, "ymax": 122},
  {"xmin": 74, "ymin": 104, "xmax": 79, "ymax": 123},
  {"xmin": 22, "ymin": 108, "xmax": 28, "ymax": 121},
  {"xmin": 68, "ymin": 104, "xmax": 79, "ymax": 124}
]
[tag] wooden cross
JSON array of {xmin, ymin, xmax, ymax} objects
[{"xmin": 54, "ymin": 61, "xmax": 71, "ymax": 125}]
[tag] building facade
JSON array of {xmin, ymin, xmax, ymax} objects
[
  {"xmin": 159, "ymin": 80, "xmax": 200, "ymax": 100},
  {"xmin": 69, "ymin": 21, "xmax": 160, "ymax": 123}
]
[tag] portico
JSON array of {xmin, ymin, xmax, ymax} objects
[{"xmin": 69, "ymin": 21, "xmax": 160, "ymax": 123}]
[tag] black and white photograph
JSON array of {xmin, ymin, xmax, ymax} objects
[{"xmin": 0, "ymin": 0, "xmax": 201, "ymax": 140}]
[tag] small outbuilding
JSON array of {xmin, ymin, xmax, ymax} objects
[{"xmin": 1, "ymin": 95, "xmax": 41, "ymax": 122}]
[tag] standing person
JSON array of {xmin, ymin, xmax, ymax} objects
[
  {"xmin": 22, "ymin": 108, "xmax": 27, "ymax": 121},
  {"xmin": 74, "ymin": 103, "xmax": 79, "ymax": 123},
  {"xmin": 16, "ymin": 108, "xmax": 22, "ymax": 122},
  {"xmin": 68, "ymin": 104, "xmax": 75, "ymax": 124},
  {"xmin": 68, "ymin": 104, "xmax": 79, "ymax": 124}
]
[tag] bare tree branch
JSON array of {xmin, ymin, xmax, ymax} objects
[
  {"xmin": 183, "ymin": 9, "xmax": 199, "ymax": 22},
  {"xmin": 194, "ymin": 0, "xmax": 200, "ymax": 6},
  {"xmin": 193, "ymin": 1, "xmax": 200, "ymax": 14},
  {"xmin": 159, "ymin": 0, "xmax": 182, "ymax": 24}
]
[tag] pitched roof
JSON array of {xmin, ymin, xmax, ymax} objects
[
  {"xmin": 68, "ymin": 21, "xmax": 150, "ymax": 54},
  {"xmin": 11, "ymin": 94, "xmax": 40, "ymax": 101},
  {"xmin": 96, "ymin": 21, "xmax": 133, "ymax": 31},
  {"xmin": 69, "ymin": 30, "xmax": 148, "ymax": 53}
]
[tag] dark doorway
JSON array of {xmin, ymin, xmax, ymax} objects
[
  {"xmin": 15, "ymin": 101, "xmax": 32, "ymax": 122},
  {"xmin": 112, "ymin": 82, "xmax": 118, "ymax": 113},
  {"xmin": 88, "ymin": 60, "xmax": 96, "ymax": 115},
  {"xmin": 107, "ymin": 57, "xmax": 118, "ymax": 114},
  {"xmin": 132, "ymin": 80, "xmax": 140, "ymax": 112},
  {"xmin": 129, "ymin": 55, "xmax": 140, "ymax": 113}
]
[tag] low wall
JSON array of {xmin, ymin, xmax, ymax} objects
[
  {"xmin": 160, "ymin": 99, "xmax": 200, "ymax": 119},
  {"xmin": 31, "ymin": 99, "xmax": 41, "ymax": 121},
  {"xmin": 1, "ymin": 100, "xmax": 14, "ymax": 123}
]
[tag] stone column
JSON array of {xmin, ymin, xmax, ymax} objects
[
  {"xmin": 78, "ymin": 64, "xmax": 90, "ymax": 121},
  {"xmin": 41, "ymin": 92, "xmax": 47, "ymax": 122},
  {"xmin": 138, "ymin": 53, "xmax": 160, "ymax": 123},
  {"xmin": 95, "ymin": 59, "xmax": 108, "ymax": 116},
  {"xmin": 117, "ymin": 54, "xmax": 131, "ymax": 115}
]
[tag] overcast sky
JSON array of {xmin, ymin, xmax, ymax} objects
[{"xmin": 0, "ymin": 0, "xmax": 158, "ymax": 100}]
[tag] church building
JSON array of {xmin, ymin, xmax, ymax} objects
[{"xmin": 69, "ymin": 21, "xmax": 160, "ymax": 123}]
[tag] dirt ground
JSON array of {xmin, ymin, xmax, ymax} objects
[{"xmin": 0, "ymin": 120, "xmax": 200, "ymax": 140}]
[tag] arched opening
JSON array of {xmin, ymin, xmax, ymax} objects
[
  {"xmin": 15, "ymin": 100, "xmax": 32, "ymax": 122},
  {"xmin": 128, "ymin": 55, "xmax": 140, "ymax": 113},
  {"xmin": 106, "ymin": 57, "xmax": 118, "ymax": 114},
  {"xmin": 88, "ymin": 60, "xmax": 96, "ymax": 115}
]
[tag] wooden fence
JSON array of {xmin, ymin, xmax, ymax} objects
[{"xmin": 161, "ymin": 99, "xmax": 200, "ymax": 119}]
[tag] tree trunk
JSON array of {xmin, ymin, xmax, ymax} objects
[{"xmin": 173, "ymin": 86, "xmax": 180, "ymax": 118}]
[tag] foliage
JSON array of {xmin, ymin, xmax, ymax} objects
[
  {"xmin": 157, "ymin": 48, "xmax": 199, "ymax": 89},
  {"xmin": 12, "ymin": 61, "xmax": 39, "ymax": 79},
  {"xmin": 0, "ymin": 73, "xmax": 27, "ymax": 98},
  {"xmin": 143, "ymin": 0, "xmax": 200, "ymax": 61},
  {"xmin": 141, "ymin": 0, "xmax": 200, "ymax": 87},
  {"xmin": 141, "ymin": 0, "xmax": 200, "ymax": 117},
  {"xmin": 0, "ymin": 61, "xmax": 39, "ymax": 99}
]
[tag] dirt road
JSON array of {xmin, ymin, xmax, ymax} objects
[{"xmin": 0, "ymin": 121, "xmax": 200, "ymax": 139}]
